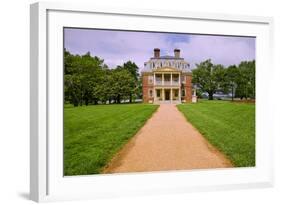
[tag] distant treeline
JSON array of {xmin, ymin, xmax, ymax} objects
[
  {"xmin": 64, "ymin": 50, "xmax": 141, "ymax": 106},
  {"xmin": 192, "ymin": 59, "xmax": 255, "ymax": 100},
  {"xmin": 64, "ymin": 50, "xmax": 255, "ymax": 106}
]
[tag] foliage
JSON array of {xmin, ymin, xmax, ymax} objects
[
  {"xmin": 235, "ymin": 60, "xmax": 255, "ymax": 99},
  {"xmin": 178, "ymin": 100, "xmax": 255, "ymax": 167},
  {"xmin": 226, "ymin": 65, "xmax": 239, "ymax": 101},
  {"xmin": 192, "ymin": 60, "xmax": 227, "ymax": 100},
  {"xmin": 110, "ymin": 69, "xmax": 135, "ymax": 103},
  {"xmin": 116, "ymin": 61, "xmax": 141, "ymax": 102},
  {"xmin": 64, "ymin": 50, "xmax": 141, "ymax": 106},
  {"xmin": 64, "ymin": 104, "xmax": 159, "ymax": 175},
  {"xmin": 192, "ymin": 59, "xmax": 255, "ymax": 100}
]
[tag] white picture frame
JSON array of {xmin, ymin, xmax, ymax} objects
[{"xmin": 30, "ymin": 1, "xmax": 274, "ymax": 202}]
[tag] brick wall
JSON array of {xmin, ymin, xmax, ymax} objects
[{"xmin": 142, "ymin": 74, "xmax": 153, "ymax": 103}]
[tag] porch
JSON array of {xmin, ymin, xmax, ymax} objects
[
  {"xmin": 154, "ymin": 88, "xmax": 181, "ymax": 104},
  {"xmin": 154, "ymin": 73, "xmax": 181, "ymax": 86}
]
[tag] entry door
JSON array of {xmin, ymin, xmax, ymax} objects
[{"xmin": 165, "ymin": 90, "xmax": 170, "ymax": 100}]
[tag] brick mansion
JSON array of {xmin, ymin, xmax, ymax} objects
[{"xmin": 142, "ymin": 48, "xmax": 192, "ymax": 104}]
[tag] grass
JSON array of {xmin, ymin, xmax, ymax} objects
[
  {"xmin": 177, "ymin": 100, "xmax": 255, "ymax": 167},
  {"xmin": 64, "ymin": 104, "xmax": 159, "ymax": 176}
]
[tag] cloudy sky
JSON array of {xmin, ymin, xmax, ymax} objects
[{"xmin": 64, "ymin": 28, "xmax": 255, "ymax": 70}]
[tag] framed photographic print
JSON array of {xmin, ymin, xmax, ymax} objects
[{"xmin": 30, "ymin": 2, "xmax": 274, "ymax": 202}]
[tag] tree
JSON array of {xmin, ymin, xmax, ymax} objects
[
  {"xmin": 235, "ymin": 60, "xmax": 255, "ymax": 100},
  {"xmin": 64, "ymin": 51, "xmax": 84, "ymax": 106},
  {"xmin": 192, "ymin": 59, "xmax": 225, "ymax": 100},
  {"xmin": 213, "ymin": 64, "xmax": 228, "ymax": 92},
  {"xmin": 64, "ymin": 50, "xmax": 108, "ymax": 106},
  {"xmin": 111, "ymin": 69, "xmax": 135, "ymax": 103},
  {"xmin": 116, "ymin": 61, "xmax": 139, "ymax": 103},
  {"xmin": 64, "ymin": 74, "xmax": 81, "ymax": 106},
  {"xmin": 117, "ymin": 61, "xmax": 139, "ymax": 80},
  {"xmin": 192, "ymin": 59, "xmax": 255, "ymax": 101},
  {"xmin": 226, "ymin": 65, "xmax": 239, "ymax": 101},
  {"xmin": 135, "ymin": 78, "xmax": 143, "ymax": 100}
]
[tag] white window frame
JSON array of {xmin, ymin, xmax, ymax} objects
[{"xmin": 148, "ymin": 75, "xmax": 153, "ymax": 84}]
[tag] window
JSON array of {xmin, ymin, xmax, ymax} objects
[
  {"xmin": 149, "ymin": 89, "xmax": 153, "ymax": 97},
  {"xmin": 148, "ymin": 76, "xmax": 153, "ymax": 84},
  {"xmin": 172, "ymin": 74, "xmax": 179, "ymax": 83},
  {"xmin": 155, "ymin": 74, "xmax": 162, "ymax": 84},
  {"xmin": 181, "ymin": 75, "xmax": 186, "ymax": 83},
  {"xmin": 182, "ymin": 89, "xmax": 185, "ymax": 97},
  {"xmin": 156, "ymin": 89, "xmax": 161, "ymax": 97},
  {"xmin": 174, "ymin": 90, "xmax": 178, "ymax": 97}
]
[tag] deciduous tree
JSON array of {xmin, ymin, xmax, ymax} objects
[{"xmin": 192, "ymin": 59, "xmax": 225, "ymax": 100}]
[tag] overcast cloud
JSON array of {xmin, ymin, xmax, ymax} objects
[{"xmin": 64, "ymin": 28, "xmax": 255, "ymax": 70}]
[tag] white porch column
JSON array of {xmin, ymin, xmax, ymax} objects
[
  {"xmin": 162, "ymin": 73, "xmax": 164, "ymax": 86},
  {"xmin": 178, "ymin": 73, "xmax": 180, "ymax": 86},
  {"xmin": 179, "ymin": 73, "xmax": 181, "ymax": 103},
  {"xmin": 153, "ymin": 72, "xmax": 156, "ymax": 85},
  {"xmin": 153, "ymin": 88, "xmax": 156, "ymax": 102},
  {"xmin": 162, "ymin": 88, "xmax": 164, "ymax": 101},
  {"xmin": 179, "ymin": 87, "xmax": 181, "ymax": 103},
  {"xmin": 170, "ymin": 88, "xmax": 172, "ymax": 102},
  {"xmin": 170, "ymin": 73, "xmax": 172, "ymax": 85}
]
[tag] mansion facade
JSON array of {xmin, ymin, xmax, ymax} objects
[{"xmin": 142, "ymin": 48, "xmax": 192, "ymax": 104}]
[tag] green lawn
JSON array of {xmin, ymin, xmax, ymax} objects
[
  {"xmin": 177, "ymin": 100, "xmax": 255, "ymax": 167},
  {"xmin": 64, "ymin": 104, "xmax": 159, "ymax": 176}
]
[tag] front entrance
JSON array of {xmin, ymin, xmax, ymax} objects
[
  {"xmin": 165, "ymin": 90, "xmax": 170, "ymax": 101},
  {"xmin": 154, "ymin": 88, "xmax": 181, "ymax": 104}
]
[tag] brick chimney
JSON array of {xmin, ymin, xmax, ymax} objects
[
  {"xmin": 154, "ymin": 48, "xmax": 160, "ymax": 58},
  {"xmin": 174, "ymin": 49, "xmax": 180, "ymax": 58}
]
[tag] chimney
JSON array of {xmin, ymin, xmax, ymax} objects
[
  {"xmin": 154, "ymin": 48, "xmax": 160, "ymax": 58},
  {"xmin": 174, "ymin": 49, "xmax": 180, "ymax": 58}
]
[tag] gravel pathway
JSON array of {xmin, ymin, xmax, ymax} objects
[{"xmin": 103, "ymin": 104, "xmax": 232, "ymax": 173}]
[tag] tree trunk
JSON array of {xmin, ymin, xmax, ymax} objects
[
  {"xmin": 208, "ymin": 92, "xmax": 214, "ymax": 100},
  {"xmin": 72, "ymin": 94, "xmax": 79, "ymax": 107},
  {"xmin": 231, "ymin": 86, "xmax": 234, "ymax": 101},
  {"xmin": 117, "ymin": 95, "xmax": 121, "ymax": 104},
  {"xmin": 73, "ymin": 102, "xmax": 78, "ymax": 107}
]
